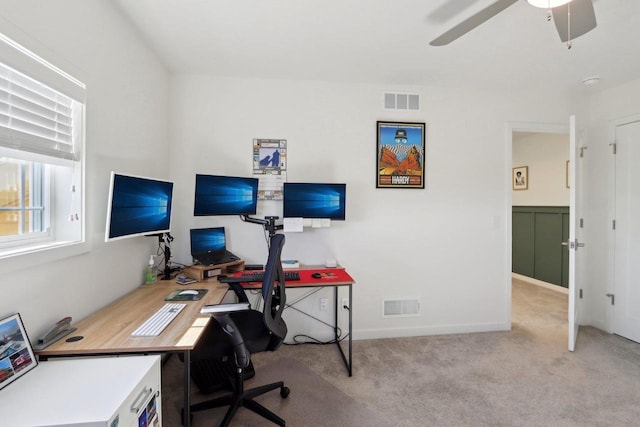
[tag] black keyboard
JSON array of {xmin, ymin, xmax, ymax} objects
[{"xmin": 219, "ymin": 271, "xmax": 300, "ymax": 283}]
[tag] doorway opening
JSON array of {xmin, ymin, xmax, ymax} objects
[{"xmin": 507, "ymin": 122, "xmax": 569, "ymax": 342}]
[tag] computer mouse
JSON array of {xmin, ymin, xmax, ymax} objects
[
  {"xmin": 179, "ymin": 290, "xmax": 199, "ymax": 296},
  {"xmin": 311, "ymin": 272, "xmax": 322, "ymax": 279}
]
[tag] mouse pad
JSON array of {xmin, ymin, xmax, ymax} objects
[{"xmin": 165, "ymin": 289, "xmax": 208, "ymax": 301}]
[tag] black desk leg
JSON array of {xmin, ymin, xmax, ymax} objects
[
  {"xmin": 334, "ymin": 285, "xmax": 353, "ymax": 377},
  {"xmin": 183, "ymin": 350, "xmax": 191, "ymax": 427},
  {"xmin": 334, "ymin": 287, "xmax": 339, "ymax": 343}
]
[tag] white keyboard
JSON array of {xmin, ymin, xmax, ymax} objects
[{"xmin": 131, "ymin": 303, "xmax": 186, "ymax": 337}]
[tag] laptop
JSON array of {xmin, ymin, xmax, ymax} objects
[{"xmin": 190, "ymin": 227, "xmax": 240, "ymax": 266}]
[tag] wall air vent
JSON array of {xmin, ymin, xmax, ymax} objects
[
  {"xmin": 383, "ymin": 298, "xmax": 420, "ymax": 317},
  {"xmin": 384, "ymin": 93, "xmax": 420, "ymax": 111}
]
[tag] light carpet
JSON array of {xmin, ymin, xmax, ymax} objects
[
  {"xmin": 161, "ymin": 354, "xmax": 390, "ymax": 426},
  {"xmin": 162, "ymin": 280, "xmax": 640, "ymax": 426}
]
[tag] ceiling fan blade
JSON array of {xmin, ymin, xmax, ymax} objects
[
  {"xmin": 429, "ymin": 0, "xmax": 518, "ymax": 46},
  {"xmin": 552, "ymin": 0, "xmax": 597, "ymax": 42}
]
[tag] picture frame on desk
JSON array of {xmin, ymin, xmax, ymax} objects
[{"xmin": 0, "ymin": 313, "xmax": 38, "ymax": 391}]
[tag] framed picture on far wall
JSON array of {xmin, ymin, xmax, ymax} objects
[
  {"xmin": 0, "ymin": 313, "xmax": 38, "ymax": 390},
  {"xmin": 376, "ymin": 121, "xmax": 426, "ymax": 189},
  {"xmin": 513, "ymin": 166, "xmax": 528, "ymax": 190}
]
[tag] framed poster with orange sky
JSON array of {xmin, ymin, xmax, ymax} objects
[{"xmin": 376, "ymin": 121, "xmax": 426, "ymax": 189}]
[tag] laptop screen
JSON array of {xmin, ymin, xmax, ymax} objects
[{"xmin": 190, "ymin": 227, "xmax": 226, "ymax": 256}]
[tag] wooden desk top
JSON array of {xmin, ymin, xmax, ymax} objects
[{"xmin": 36, "ymin": 280, "xmax": 229, "ymax": 357}]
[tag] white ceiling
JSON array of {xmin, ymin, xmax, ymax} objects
[{"xmin": 114, "ymin": 0, "xmax": 640, "ymax": 96}]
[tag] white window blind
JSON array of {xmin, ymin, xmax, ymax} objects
[
  {"xmin": 0, "ymin": 62, "xmax": 77, "ymax": 160},
  {"xmin": 0, "ymin": 32, "xmax": 85, "ymax": 163}
]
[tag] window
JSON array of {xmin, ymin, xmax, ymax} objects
[
  {"xmin": 0, "ymin": 33, "xmax": 85, "ymax": 259},
  {"xmin": 0, "ymin": 159, "xmax": 45, "ymax": 237}
]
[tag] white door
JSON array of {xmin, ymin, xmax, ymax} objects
[
  {"xmin": 612, "ymin": 120, "xmax": 640, "ymax": 343},
  {"xmin": 567, "ymin": 115, "xmax": 583, "ymax": 352}
]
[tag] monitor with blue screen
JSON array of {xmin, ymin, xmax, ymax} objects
[
  {"xmin": 105, "ymin": 172, "xmax": 174, "ymax": 242},
  {"xmin": 283, "ymin": 182, "xmax": 346, "ymax": 220},
  {"xmin": 194, "ymin": 174, "xmax": 259, "ymax": 216}
]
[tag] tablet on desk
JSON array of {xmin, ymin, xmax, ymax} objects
[{"xmin": 0, "ymin": 313, "xmax": 38, "ymax": 391}]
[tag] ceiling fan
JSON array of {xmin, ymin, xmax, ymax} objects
[{"xmin": 430, "ymin": 0, "xmax": 597, "ymax": 48}]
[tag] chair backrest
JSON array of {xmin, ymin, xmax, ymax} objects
[{"xmin": 261, "ymin": 233, "xmax": 287, "ymax": 350}]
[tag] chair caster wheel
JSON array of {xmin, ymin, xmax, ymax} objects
[{"xmin": 280, "ymin": 386, "xmax": 291, "ymax": 398}]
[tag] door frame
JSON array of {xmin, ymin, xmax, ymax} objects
[{"xmin": 505, "ymin": 121, "xmax": 569, "ymax": 329}]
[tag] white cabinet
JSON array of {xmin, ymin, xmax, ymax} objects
[{"xmin": 0, "ymin": 355, "xmax": 161, "ymax": 427}]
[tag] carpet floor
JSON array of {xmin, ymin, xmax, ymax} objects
[
  {"xmin": 161, "ymin": 355, "xmax": 389, "ymax": 426},
  {"xmin": 161, "ymin": 280, "xmax": 640, "ymax": 426}
]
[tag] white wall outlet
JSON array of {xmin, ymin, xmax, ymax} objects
[{"xmin": 320, "ymin": 298, "xmax": 328, "ymax": 311}]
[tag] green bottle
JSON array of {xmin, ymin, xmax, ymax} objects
[{"xmin": 145, "ymin": 255, "xmax": 157, "ymax": 284}]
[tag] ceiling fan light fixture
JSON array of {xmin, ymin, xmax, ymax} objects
[{"xmin": 527, "ymin": 0, "xmax": 572, "ymax": 8}]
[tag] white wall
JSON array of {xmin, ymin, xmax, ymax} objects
[
  {"xmin": 0, "ymin": 0, "xmax": 170, "ymax": 338},
  {"xmin": 512, "ymin": 132, "xmax": 570, "ymax": 206},
  {"xmin": 0, "ymin": 1, "xmax": 602, "ymax": 344},
  {"xmin": 168, "ymin": 75, "xmax": 576, "ymax": 340}
]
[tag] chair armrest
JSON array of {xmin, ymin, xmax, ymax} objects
[{"xmin": 201, "ymin": 302, "xmax": 250, "ymax": 315}]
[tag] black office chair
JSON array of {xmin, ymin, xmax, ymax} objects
[{"xmin": 188, "ymin": 233, "xmax": 290, "ymax": 426}]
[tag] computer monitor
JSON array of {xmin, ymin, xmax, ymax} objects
[
  {"xmin": 194, "ymin": 174, "xmax": 259, "ymax": 216},
  {"xmin": 105, "ymin": 172, "xmax": 174, "ymax": 242},
  {"xmin": 283, "ymin": 182, "xmax": 346, "ymax": 220}
]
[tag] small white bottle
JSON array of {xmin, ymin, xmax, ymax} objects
[{"xmin": 145, "ymin": 255, "xmax": 157, "ymax": 284}]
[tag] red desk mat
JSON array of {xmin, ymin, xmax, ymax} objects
[
  {"xmin": 295, "ymin": 268, "xmax": 354, "ymax": 284},
  {"xmin": 229, "ymin": 268, "xmax": 354, "ymax": 287}
]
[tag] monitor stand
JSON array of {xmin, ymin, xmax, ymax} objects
[{"xmin": 159, "ymin": 232, "xmax": 174, "ymax": 280}]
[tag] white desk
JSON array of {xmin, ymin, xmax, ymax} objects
[{"xmin": 0, "ymin": 355, "xmax": 161, "ymax": 427}]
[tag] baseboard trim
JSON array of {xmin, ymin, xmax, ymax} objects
[
  {"xmin": 512, "ymin": 273, "xmax": 568, "ymax": 295},
  {"xmin": 353, "ymin": 322, "xmax": 510, "ymax": 341}
]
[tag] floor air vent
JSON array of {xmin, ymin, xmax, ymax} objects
[{"xmin": 383, "ymin": 298, "xmax": 420, "ymax": 317}]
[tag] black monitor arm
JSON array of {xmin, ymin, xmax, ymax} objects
[
  {"xmin": 241, "ymin": 215, "xmax": 283, "ymax": 240},
  {"xmin": 159, "ymin": 232, "xmax": 174, "ymax": 280}
]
